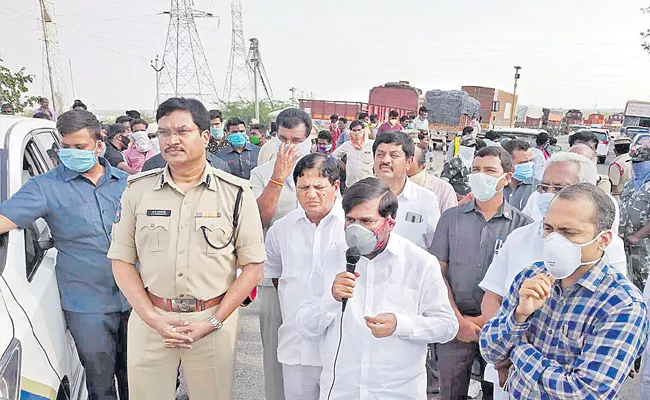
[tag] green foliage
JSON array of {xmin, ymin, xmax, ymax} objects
[
  {"xmin": 0, "ymin": 58, "xmax": 40, "ymax": 113},
  {"xmin": 642, "ymin": 7, "xmax": 650, "ymax": 54},
  {"xmin": 219, "ymin": 100, "xmax": 294, "ymax": 126}
]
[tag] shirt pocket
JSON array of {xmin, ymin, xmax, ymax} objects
[
  {"xmin": 138, "ymin": 217, "xmax": 170, "ymax": 252},
  {"xmin": 558, "ymin": 324, "xmax": 585, "ymax": 357},
  {"xmin": 194, "ymin": 217, "xmax": 234, "ymax": 254},
  {"xmin": 379, "ymin": 284, "xmax": 419, "ymax": 316}
]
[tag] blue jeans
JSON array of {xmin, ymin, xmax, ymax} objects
[{"xmin": 64, "ymin": 310, "xmax": 130, "ymax": 400}]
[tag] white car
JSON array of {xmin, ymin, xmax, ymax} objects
[{"xmin": 0, "ymin": 116, "xmax": 86, "ymax": 400}]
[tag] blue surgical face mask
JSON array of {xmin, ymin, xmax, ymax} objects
[
  {"xmin": 210, "ymin": 127, "xmax": 224, "ymax": 139},
  {"xmin": 58, "ymin": 142, "xmax": 99, "ymax": 173},
  {"xmin": 228, "ymin": 132, "xmax": 247, "ymax": 148},
  {"xmin": 513, "ymin": 161, "xmax": 534, "ymax": 182}
]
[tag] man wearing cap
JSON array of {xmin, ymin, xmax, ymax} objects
[
  {"xmin": 609, "ymin": 136, "xmax": 633, "ymax": 199},
  {"xmin": 620, "ymin": 146, "xmax": 650, "ymax": 291}
]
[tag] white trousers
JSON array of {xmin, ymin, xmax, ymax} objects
[{"xmin": 281, "ymin": 363, "xmax": 322, "ymax": 400}]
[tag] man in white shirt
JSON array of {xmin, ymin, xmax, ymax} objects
[
  {"xmin": 250, "ymin": 108, "xmax": 314, "ymax": 400},
  {"xmin": 296, "ymin": 178, "xmax": 458, "ymax": 399},
  {"xmin": 373, "ymin": 131, "xmax": 441, "ymax": 252},
  {"xmin": 332, "ymin": 120, "xmax": 375, "ymax": 189},
  {"xmin": 265, "ymin": 154, "xmax": 346, "ymax": 399},
  {"xmin": 412, "ymin": 107, "xmax": 430, "ymax": 134},
  {"xmin": 479, "ymin": 152, "xmax": 628, "ymax": 399}
]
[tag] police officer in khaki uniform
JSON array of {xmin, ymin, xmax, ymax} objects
[
  {"xmin": 609, "ymin": 135, "xmax": 633, "ymax": 199},
  {"xmin": 108, "ymin": 97, "xmax": 265, "ymax": 400}
]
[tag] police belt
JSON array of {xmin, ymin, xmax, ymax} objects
[{"xmin": 147, "ymin": 290, "xmax": 225, "ymax": 313}]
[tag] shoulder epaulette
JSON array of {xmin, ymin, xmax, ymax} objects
[
  {"xmin": 212, "ymin": 168, "xmax": 249, "ymax": 188},
  {"xmin": 127, "ymin": 168, "xmax": 164, "ymax": 184}
]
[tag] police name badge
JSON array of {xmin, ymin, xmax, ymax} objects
[{"xmin": 147, "ymin": 209, "xmax": 172, "ymax": 217}]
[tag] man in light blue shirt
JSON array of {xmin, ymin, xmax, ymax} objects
[{"xmin": 0, "ymin": 110, "xmax": 130, "ymax": 400}]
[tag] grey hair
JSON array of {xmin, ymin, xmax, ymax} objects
[
  {"xmin": 555, "ymin": 183, "xmax": 615, "ymax": 233},
  {"xmin": 546, "ymin": 152, "xmax": 598, "ymax": 185}
]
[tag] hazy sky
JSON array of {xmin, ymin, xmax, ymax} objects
[{"xmin": 2, "ymin": 0, "xmax": 650, "ymax": 111}]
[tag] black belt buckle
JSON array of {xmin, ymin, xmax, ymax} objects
[{"xmin": 171, "ymin": 298, "xmax": 197, "ymax": 313}]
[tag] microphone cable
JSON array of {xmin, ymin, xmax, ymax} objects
[{"xmin": 326, "ymin": 311, "xmax": 345, "ymax": 400}]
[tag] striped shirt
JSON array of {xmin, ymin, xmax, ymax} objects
[{"xmin": 480, "ymin": 260, "xmax": 648, "ymax": 399}]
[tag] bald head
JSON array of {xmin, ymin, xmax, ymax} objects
[{"xmin": 569, "ymin": 144, "xmax": 597, "ymax": 164}]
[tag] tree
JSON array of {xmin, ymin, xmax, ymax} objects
[
  {"xmin": 0, "ymin": 58, "xmax": 40, "ymax": 113},
  {"xmin": 642, "ymin": 7, "xmax": 650, "ymax": 53},
  {"xmin": 219, "ymin": 100, "xmax": 294, "ymax": 126}
]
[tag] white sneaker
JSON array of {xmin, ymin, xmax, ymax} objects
[{"xmin": 468, "ymin": 379, "xmax": 482, "ymax": 399}]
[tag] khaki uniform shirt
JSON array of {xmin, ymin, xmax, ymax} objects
[
  {"xmin": 609, "ymin": 153, "xmax": 633, "ymax": 197},
  {"xmin": 108, "ymin": 164, "xmax": 266, "ymax": 300}
]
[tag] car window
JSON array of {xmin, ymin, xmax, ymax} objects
[
  {"xmin": 23, "ymin": 140, "xmax": 52, "ymax": 282},
  {"xmin": 635, "ymin": 135, "xmax": 650, "ymax": 147},
  {"xmin": 594, "ymin": 132, "xmax": 608, "ymax": 141},
  {"xmin": 31, "ymin": 129, "xmax": 60, "ymax": 169}
]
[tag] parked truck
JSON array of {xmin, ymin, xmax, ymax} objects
[
  {"xmin": 424, "ymin": 89, "xmax": 481, "ymax": 146},
  {"xmin": 299, "ymin": 99, "xmax": 416, "ymax": 128}
]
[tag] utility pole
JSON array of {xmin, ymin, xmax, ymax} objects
[
  {"xmin": 68, "ymin": 57, "xmax": 75, "ymax": 100},
  {"xmin": 224, "ymin": 0, "xmax": 253, "ymax": 102},
  {"xmin": 151, "ymin": 55, "xmax": 165, "ymax": 110},
  {"xmin": 510, "ymin": 66, "xmax": 522, "ymax": 128},
  {"xmin": 38, "ymin": 0, "xmax": 67, "ymax": 114},
  {"xmin": 289, "ymin": 87, "xmax": 297, "ymax": 103},
  {"xmin": 247, "ymin": 38, "xmax": 274, "ymax": 120}
]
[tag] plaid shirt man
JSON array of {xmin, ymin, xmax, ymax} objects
[{"xmin": 480, "ymin": 260, "xmax": 648, "ymax": 399}]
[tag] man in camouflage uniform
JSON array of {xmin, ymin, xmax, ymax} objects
[
  {"xmin": 620, "ymin": 145, "xmax": 650, "ymax": 290},
  {"xmin": 441, "ymin": 136, "xmax": 476, "ymax": 203}
]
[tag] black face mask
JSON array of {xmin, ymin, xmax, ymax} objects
[{"xmin": 120, "ymin": 135, "xmax": 131, "ymax": 147}]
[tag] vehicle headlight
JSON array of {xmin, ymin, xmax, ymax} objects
[{"xmin": 0, "ymin": 339, "xmax": 21, "ymax": 400}]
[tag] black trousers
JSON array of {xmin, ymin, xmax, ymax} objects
[
  {"xmin": 64, "ymin": 310, "xmax": 130, "ymax": 400},
  {"xmin": 438, "ymin": 339, "xmax": 493, "ymax": 400}
]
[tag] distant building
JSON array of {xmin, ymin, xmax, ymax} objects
[{"xmin": 462, "ymin": 86, "xmax": 517, "ymax": 128}]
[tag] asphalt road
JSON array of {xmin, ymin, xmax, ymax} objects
[{"xmin": 230, "ymin": 138, "xmax": 642, "ymax": 400}]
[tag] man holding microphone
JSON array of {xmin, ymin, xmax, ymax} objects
[{"xmin": 296, "ymin": 178, "xmax": 458, "ymax": 399}]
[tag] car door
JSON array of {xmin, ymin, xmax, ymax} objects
[{"xmin": 1, "ymin": 127, "xmax": 85, "ymax": 400}]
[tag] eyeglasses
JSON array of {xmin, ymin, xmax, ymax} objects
[
  {"xmin": 536, "ymin": 183, "xmax": 568, "ymax": 194},
  {"xmin": 157, "ymin": 128, "xmax": 199, "ymax": 138}
]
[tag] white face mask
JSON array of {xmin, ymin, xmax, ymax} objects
[
  {"xmin": 468, "ymin": 173, "xmax": 506, "ymax": 202},
  {"xmin": 273, "ymin": 135, "xmax": 313, "ymax": 159},
  {"xmin": 132, "ymin": 131, "xmax": 153, "ymax": 153},
  {"xmin": 543, "ymin": 231, "xmax": 607, "ymax": 279}
]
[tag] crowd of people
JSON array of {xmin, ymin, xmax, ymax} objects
[{"xmin": 1, "ymin": 96, "xmax": 650, "ymax": 400}]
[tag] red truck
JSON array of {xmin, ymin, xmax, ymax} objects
[{"xmin": 299, "ymin": 100, "xmax": 415, "ymax": 124}]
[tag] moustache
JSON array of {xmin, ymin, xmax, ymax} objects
[
  {"xmin": 165, "ymin": 146, "xmax": 184, "ymax": 153},
  {"xmin": 379, "ymin": 164, "xmax": 393, "ymax": 170}
]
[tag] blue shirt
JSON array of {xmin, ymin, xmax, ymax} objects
[
  {"xmin": 216, "ymin": 143, "xmax": 260, "ymax": 179},
  {"xmin": 480, "ymin": 260, "xmax": 648, "ymax": 399},
  {"xmin": 0, "ymin": 159, "xmax": 129, "ymax": 313}
]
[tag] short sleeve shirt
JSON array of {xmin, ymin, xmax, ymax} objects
[
  {"xmin": 332, "ymin": 140, "xmax": 375, "ymax": 188},
  {"xmin": 0, "ymin": 159, "xmax": 129, "ymax": 313},
  {"xmin": 108, "ymin": 164, "xmax": 266, "ymax": 300},
  {"xmin": 431, "ymin": 199, "xmax": 532, "ymax": 315}
]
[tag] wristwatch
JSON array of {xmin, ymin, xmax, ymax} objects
[{"xmin": 207, "ymin": 316, "xmax": 223, "ymax": 331}]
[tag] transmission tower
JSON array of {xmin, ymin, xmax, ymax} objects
[
  {"xmin": 248, "ymin": 38, "xmax": 274, "ymax": 120},
  {"xmin": 38, "ymin": 0, "xmax": 68, "ymax": 115},
  {"xmin": 158, "ymin": 0, "xmax": 220, "ymax": 107},
  {"xmin": 223, "ymin": 0, "xmax": 254, "ymax": 103}
]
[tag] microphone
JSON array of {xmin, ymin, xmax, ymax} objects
[{"xmin": 342, "ymin": 247, "xmax": 361, "ymax": 312}]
